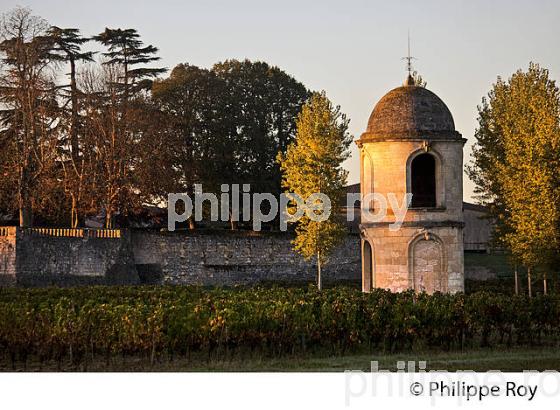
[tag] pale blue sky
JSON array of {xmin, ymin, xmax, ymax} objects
[{"xmin": 3, "ymin": 0, "xmax": 560, "ymax": 201}]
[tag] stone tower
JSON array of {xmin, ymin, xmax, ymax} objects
[{"xmin": 358, "ymin": 75, "xmax": 465, "ymax": 294}]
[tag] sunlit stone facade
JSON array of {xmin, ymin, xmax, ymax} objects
[{"xmin": 358, "ymin": 75, "xmax": 465, "ymax": 294}]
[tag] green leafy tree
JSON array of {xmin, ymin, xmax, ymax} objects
[
  {"xmin": 468, "ymin": 63, "xmax": 560, "ymax": 296},
  {"xmin": 151, "ymin": 64, "xmax": 233, "ymax": 228},
  {"xmin": 278, "ymin": 92, "xmax": 352, "ymax": 290},
  {"xmin": 153, "ymin": 60, "xmax": 309, "ymax": 229},
  {"xmin": 212, "ymin": 60, "xmax": 309, "ymax": 197}
]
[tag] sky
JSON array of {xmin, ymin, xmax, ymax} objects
[{"xmin": 2, "ymin": 0, "xmax": 559, "ymax": 201}]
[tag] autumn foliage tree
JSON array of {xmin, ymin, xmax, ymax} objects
[
  {"xmin": 91, "ymin": 28, "xmax": 166, "ymax": 228},
  {"xmin": 0, "ymin": 7, "xmax": 59, "ymax": 227},
  {"xmin": 278, "ymin": 92, "xmax": 352, "ymax": 289},
  {"xmin": 49, "ymin": 26, "xmax": 94, "ymax": 227},
  {"xmin": 468, "ymin": 63, "xmax": 560, "ymax": 296}
]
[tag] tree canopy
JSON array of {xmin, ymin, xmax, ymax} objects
[
  {"xmin": 278, "ymin": 92, "xmax": 352, "ymax": 289},
  {"xmin": 0, "ymin": 7, "xmax": 312, "ymax": 230},
  {"xmin": 468, "ymin": 62, "xmax": 560, "ymax": 292}
]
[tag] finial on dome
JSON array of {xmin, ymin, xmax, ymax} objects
[{"xmin": 404, "ymin": 74, "xmax": 416, "ymax": 86}]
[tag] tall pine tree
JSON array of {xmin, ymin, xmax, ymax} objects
[
  {"xmin": 92, "ymin": 28, "xmax": 166, "ymax": 227},
  {"xmin": 49, "ymin": 26, "xmax": 94, "ymax": 227}
]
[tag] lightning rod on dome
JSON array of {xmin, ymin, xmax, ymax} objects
[{"xmin": 402, "ymin": 30, "xmax": 417, "ymax": 86}]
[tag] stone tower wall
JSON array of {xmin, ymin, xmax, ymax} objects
[
  {"xmin": 360, "ymin": 139, "xmax": 464, "ymax": 222},
  {"xmin": 361, "ymin": 225, "xmax": 464, "ymax": 293},
  {"xmin": 360, "ymin": 138, "xmax": 465, "ymax": 294}
]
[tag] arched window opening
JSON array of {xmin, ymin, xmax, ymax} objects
[{"xmin": 411, "ymin": 153, "xmax": 436, "ymax": 208}]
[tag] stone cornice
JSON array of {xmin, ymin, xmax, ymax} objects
[
  {"xmin": 358, "ymin": 131, "xmax": 465, "ymax": 144},
  {"xmin": 359, "ymin": 220, "xmax": 465, "ymax": 229}
]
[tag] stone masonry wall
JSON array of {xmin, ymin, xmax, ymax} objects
[
  {"xmin": 0, "ymin": 228, "xmax": 361, "ymax": 287},
  {"xmin": 0, "ymin": 227, "xmax": 17, "ymax": 286},
  {"xmin": 0, "ymin": 228, "xmax": 139, "ymax": 286},
  {"xmin": 131, "ymin": 231, "xmax": 361, "ymax": 285},
  {"xmin": 0, "ymin": 227, "xmax": 497, "ymax": 288}
]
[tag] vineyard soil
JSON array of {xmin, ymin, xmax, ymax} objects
[{"xmin": 1, "ymin": 348, "xmax": 559, "ymax": 372}]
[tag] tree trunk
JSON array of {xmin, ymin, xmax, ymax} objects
[
  {"xmin": 229, "ymin": 209, "xmax": 239, "ymax": 230},
  {"xmin": 527, "ymin": 267, "xmax": 532, "ymax": 298},
  {"xmin": 69, "ymin": 57, "xmax": 80, "ymax": 164},
  {"xmin": 543, "ymin": 272, "xmax": 548, "ymax": 296},
  {"xmin": 18, "ymin": 188, "xmax": 32, "ymax": 228},
  {"xmin": 71, "ymin": 195, "xmax": 79, "ymax": 229},
  {"xmin": 105, "ymin": 210, "xmax": 113, "ymax": 229},
  {"xmin": 187, "ymin": 187, "xmax": 196, "ymax": 230},
  {"xmin": 317, "ymin": 250, "xmax": 322, "ymax": 291},
  {"xmin": 69, "ymin": 56, "xmax": 82, "ymax": 230},
  {"xmin": 19, "ymin": 205, "xmax": 32, "ymax": 228},
  {"xmin": 514, "ymin": 265, "xmax": 519, "ymax": 296},
  {"xmin": 188, "ymin": 217, "xmax": 196, "ymax": 230},
  {"xmin": 18, "ymin": 167, "xmax": 33, "ymax": 228}
]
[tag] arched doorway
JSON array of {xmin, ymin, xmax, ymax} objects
[
  {"xmin": 410, "ymin": 153, "xmax": 436, "ymax": 208},
  {"xmin": 362, "ymin": 240, "xmax": 373, "ymax": 292}
]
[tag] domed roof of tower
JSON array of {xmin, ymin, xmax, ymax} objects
[{"xmin": 362, "ymin": 77, "xmax": 461, "ymax": 141}]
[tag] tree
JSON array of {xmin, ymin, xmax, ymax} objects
[
  {"xmin": 0, "ymin": 7, "xmax": 59, "ymax": 227},
  {"xmin": 153, "ymin": 60, "xmax": 309, "ymax": 229},
  {"xmin": 278, "ymin": 92, "xmax": 352, "ymax": 290},
  {"xmin": 92, "ymin": 28, "xmax": 166, "ymax": 227},
  {"xmin": 93, "ymin": 28, "xmax": 166, "ymax": 103},
  {"xmin": 0, "ymin": 147, "xmax": 17, "ymax": 217},
  {"xmin": 213, "ymin": 60, "xmax": 309, "ymax": 197},
  {"xmin": 49, "ymin": 26, "xmax": 94, "ymax": 227},
  {"xmin": 151, "ymin": 64, "xmax": 232, "ymax": 228},
  {"xmin": 468, "ymin": 63, "xmax": 560, "ymax": 296}
]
